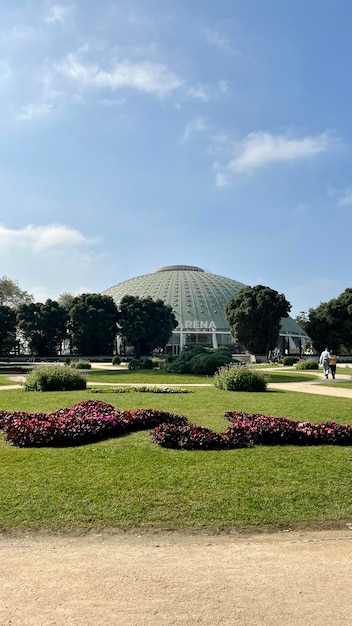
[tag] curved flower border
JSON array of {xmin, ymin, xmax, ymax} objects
[{"xmin": 0, "ymin": 402, "xmax": 351, "ymax": 448}]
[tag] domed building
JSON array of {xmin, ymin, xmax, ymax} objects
[{"xmin": 102, "ymin": 265, "xmax": 308, "ymax": 355}]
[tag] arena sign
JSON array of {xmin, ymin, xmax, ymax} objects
[{"xmin": 177, "ymin": 320, "xmax": 217, "ymax": 331}]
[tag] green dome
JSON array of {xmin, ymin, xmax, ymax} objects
[
  {"xmin": 103, "ymin": 265, "xmax": 246, "ymax": 331},
  {"xmin": 102, "ymin": 265, "xmax": 308, "ymax": 353}
]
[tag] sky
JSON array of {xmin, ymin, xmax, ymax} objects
[{"xmin": 1, "ymin": 0, "xmax": 351, "ymax": 317}]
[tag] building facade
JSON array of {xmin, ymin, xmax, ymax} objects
[{"xmin": 102, "ymin": 265, "xmax": 309, "ymax": 355}]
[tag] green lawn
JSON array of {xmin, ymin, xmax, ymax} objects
[
  {"xmin": 86, "ymin": 368, "xmax": 211, "ymax": 385},
  {"xmin": 0, "ymin": 375, "xmax": 18, "ymax": 386},
  {"xmin": 0, "ymin": 384, "xmax": 351, "ymax": 532}
]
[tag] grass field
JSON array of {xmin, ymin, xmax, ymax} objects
[{"xmin": 0, "ymin": 374, "xmax": 352, "ymax": 532}]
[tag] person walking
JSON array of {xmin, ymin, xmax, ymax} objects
[
  {"xmin": 329, "ymin": 350, "xmax": 338, "ymax": 379},
  {"xmin": 319, "ymin": 347, "xmax": 331, "ymax": 379}
]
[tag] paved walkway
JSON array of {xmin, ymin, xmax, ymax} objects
[{"xmin": 2, "ymin": 371, "xmax": 352, "ymax": 398}]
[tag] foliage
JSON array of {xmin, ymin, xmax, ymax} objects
[
  {"xmin": 70, "ymin": 361, "xmax": 91, "ymax": 369},
  {"xmin": 225, "ymin": 284, "xmax": 291, "ymax": 354},
  {"xmin": 128, "ymin": 357, "xmax": 154, "ymax": 370},
  {"xmin": 0, "ymin": 276, "xmax": 33, "ymax": 308},
  {"xmin": 16, "ymin": 300, "xmax": 68, "ymax": 356},
  {"xmin": 152, "ymin": 410, "xmax": 352, "ymax": 449},
  {"xmin": 223, "ymin": 411, "xmax": 352, "ymax": 446},
  {"xmin": 294, "ymin": 311, "xmax": 309, "ymax": 332},
  {"xmin": 68, "ymin": 293, "xmax": 118, "ymax": 356},
  {"xmin": 23, "ymin": 366, "xmax": 87, "ymax": 391},
  {"xmin": 162, "ymin": 346, "xmax": 233, "ymax": 375},
  {"xmin": 151, "ymin": 423, "xmax": 250, "ymax": 450},
  {"xmin": 295, "ymin": 359, "xmax": 319, "ymax": 370},
  {"xmin": 3, "ymin": 398, "xmax": 351, "ymax": 450},
  {"xmin": 306, "ymin": 288, "xmax": 352, "ymax": 353},
  {"xmin": 282, "ymin": 356, "xmax": 294, "ymax": 366},
  {"xmin": 0, "ymin": 305, "xmax": 17, "ymax": 355},
  {"xmin": 117, "ymin": 295, "xmax": 177, "ymax": 358},
  {"xmin": 112, "ymin": 355, "xmax": 121, "ymax": 365},
  {"xmin": 89, "ymin": 386, "xmax": 191, "ymax": 394},
  {"xmin": 214, "ymin": 364, "xmax": 267, "ymax": 392},
  {"xmin": 1, "ymin": 400, "xmax": 187, "ymax": 447}
]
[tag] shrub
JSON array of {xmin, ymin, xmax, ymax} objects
[
  {"xmin": 163, "ymin": 346, "xmax": 233, "ymax": 375},
  {"xmin": 70, "ymin": 361, "xmax": 91, "ymax": 370},
  {"xmin": 214, "ymin": 364, "xmax": 267, "ymax": 392},
  {"xmin": 112, "ymin": 355, "xmax": 121, "ymax": 365},
  {"xmin": 64, "ymin": 357, "xmax": 71, "ymax": 366},
  {"xmin": 23, "ymin": 366, "xmax": 87, "ymax": 391},
  {"xmin": 296, "ymin": 359, "xmax": 319, "ymax": 370},
  {"xmin": 128, "ymin": 358, "xmax": 153, "ymax": 370},
  {"xmin": 282, "ymin": 356, "xmax": 294, "ymax": 366}
]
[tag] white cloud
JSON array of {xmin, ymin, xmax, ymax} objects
[
  {"xmin": 338, "ymin": 188, "xmax": 352, "ymax": 206},
  {"xmin": 0, "ymin": 224, "xmax": 96, "ymax": 253},
  {"xmin": 55, "ymin": 53, "xmax": 209, "ymax": 100},
  {"xmin": 44, "ymin": 3, "xmax": 72, "ymax": 24},
  {"xmin": 0, "ymin": 60, "xmax": 13, "ymax": 86},
  {"xmin": 218, "ymin": 80, "xmax": 230, "ymax": 94},
  {"xmin": 181, "ymin": 116, "xmax": 207, "ymax": 142},
  {"xmin": 16, "ymin": 102, "xmax": 54, "ymax": 122},
  {"xmin": 204, "ymin": 28, "xmax": 243, "ymax": 56},
  {"xmin": 212, "ymin": 130, "xmax": 333, "ymax": 185}
]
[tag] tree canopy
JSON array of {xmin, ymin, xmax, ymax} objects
[
  {"xmin": 117, "ymin": 295, "xmax": 178, "ymax": 358},
  {"xmin": 225, "ymin": 285, "xmax": 291, "ymax": 354},
  {"xmin": 306, "ymin": 288, "xmax": 352, "ymax": 352},
  {"xmin": 0, "ymin": 276, "xmax": 33, "ymax": 308},
  {"xmin": 0, "ymin": 305, "xmax": 17, "ymax": 355},
  {"xmin": 16, "ymin": 300, "xmax": 68, "ymax": 356},
  {"xmin": 68, "ymin": 293, "xmax": 118, "ymax": 356}
]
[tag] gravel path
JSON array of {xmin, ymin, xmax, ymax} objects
[{"xmin": 1, "ymin": 529, "xmax": 352, "ymax": 625}]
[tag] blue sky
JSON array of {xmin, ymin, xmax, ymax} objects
[{"xmin": 1, "ymin": 0, "xmax": 351, "ymax": 317}]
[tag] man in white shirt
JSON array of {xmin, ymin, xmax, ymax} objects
[{"xmin": 319, "ymin": 347, "xmax": 331, "ymax": 379}]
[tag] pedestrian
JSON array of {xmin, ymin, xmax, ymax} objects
[
  {"xmin": 319, "ymin": 347, "xmax": 331, "ymax": 379},
  {"xmin": 329, "ymin": 350, "xmax": 338, "ymax": 379}
]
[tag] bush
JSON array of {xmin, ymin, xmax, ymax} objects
[
  {"xmin": 214, "ymin": 364, "xmax": 267, "ymax": 392},
  {"xmin": 282, "ymin": 356, "xmax": 294, "ymax": 366},
  {"xmin": 70, "ymin": 361, "xmax": 91, "ymax": 370},
  {"xmin": 23, "ymin": 366, "xmax": 87, "ymax": 391},
  {"xmin": 112, "ymin": 356, "xmax": 121, "ymax": 366},
  {"xmin": 163, "ymin": 346, "xmax": 233, "ymax": 375},
  {"xmin": 128, "ymin": 357, "xmax": 154, "ymax": 370},
  {"xmin": 296, "ymin": 359, "xmax": 319, "ymax": 370}
]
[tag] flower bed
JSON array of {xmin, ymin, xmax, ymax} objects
[
  {"xmin": 0, "ymin": 400, "xmax": 187, "ymax": 447},
  {"xmin": 224, "ymin": 411, "xmax": 352, "ymax": 446},
  {"xmin": 151, "ymin": 411, "xmax": 352, "ymax": 449},
  {"xmin": 1, "ymin": 402, "xmax": 351, "ymax": 449}
]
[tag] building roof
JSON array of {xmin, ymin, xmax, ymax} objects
[{"xmin": 102, "ymin": 265, "xmax": 308, "ymax": 338}]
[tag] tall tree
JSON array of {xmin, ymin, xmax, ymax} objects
[
  {"xmin": 0, "ymin": 276, "xmax": 33, "ymax": 307},
  {"xmin": 294, "ymin": 311, "xmax": 309, "ymax": 333},
  {"xmin": 306, "ymin": 288, "xmax": 352, "ymax": 352},
  {"xmin": 0, "ymin": 305, "xmax": 17, "ymax": 355},
  {"xmin": 68, "ymin": 293, "xmax": 118, "ymax": 355},
  {"xmin": 225, "ymin": 285, "xmax": 291, "ymax": 354},
  {"xmin": 16, "ymin": 300, "xmax": 68, "ymax": 356},
  {"xmin": 117, "ymin": 295, "xmax": 177, "ymax": 358}
]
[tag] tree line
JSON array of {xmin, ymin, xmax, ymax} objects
[
  {"xmin": 0, "ymin": 277, "xmax": 177, "ymax": 358},
  {"xmin": 2, "ymin": 276, "xmax": 349, "ymax": 358},
  {"xmin": 295, "ymin": 288, "xmax": 352, "ymax": 353}
]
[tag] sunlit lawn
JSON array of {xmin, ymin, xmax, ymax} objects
[{"xmin": 0, "ymin": 379, "xmax": 351, "ymax": 532}]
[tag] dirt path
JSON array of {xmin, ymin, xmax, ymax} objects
[{"xmin": 1, "ymin": 529, "xmax": 352, "ymax": 625}]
